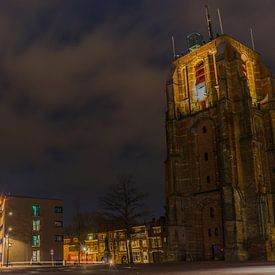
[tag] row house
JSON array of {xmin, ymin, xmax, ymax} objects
[{"xmin": 64, "ymin": 217, "xmax": 167, "ymax": 264}]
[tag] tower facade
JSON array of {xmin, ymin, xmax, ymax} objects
[{"xmin": 165, "ymin": 35, "xmax": 275, "ymax": 261}]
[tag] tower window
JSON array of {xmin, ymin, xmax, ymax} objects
[
  {"xmin": 202, "ymin": 126, "xmax": 207, "ymax": 133},
  {"xmin": 195, "ymin": 62, "xmax": 205, "ymax": 84},
  {"xmin": 210, "ymin": 207, "xmax": 214, "ymax": 218},
  {"xmin": 208, "ymin": 229, "xmax": 212, "ymax": 237},
  {"xmin": 207, "ymin": 176, "xmax": 211, "ymax": 183},
  {"xmin": 204, "ymin": 153, "xmax": 208, "ymax": 161}
]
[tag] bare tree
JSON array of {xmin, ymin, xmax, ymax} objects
[{"xmin": 100, "ymin": 175, "xmax": 147, "ymax": 264}]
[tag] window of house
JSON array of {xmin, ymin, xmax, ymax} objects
[
  {"xmin": 204, "ymin": 153, "xmax": 208, "ymax": 161},
  {"xmin": 54, "ymin": 206, "xmax": 63, "ymax": 213},
  {"xmin": 215, "ymin": 228, "xmax": 219, "ymax": 236},
  {"xmin": 142, "ymin": 240, "xmax": 147, "ymax": 247},
  {"xmin": 133, "ymin": 251, "xmax": 141, "ymax": 262},
  {"xmin": 32, "ymin": 250, "xmax": 40, "ymax": 262},
  {"xmin": 32, "ymin": 205, "xmax": 40, "ymax": 217},
  {"xmin": 54, "ymin": 221, "xmax": 63, "ymax": 228},
  {"xmin": 32, "ymin": 234, "xmax": 40, "ymax": 247},
  {"xmin": 64, "ymin": 238, "xmax": 70, "ymax": 244},
  {"xmin": 151, "ymin": 237, "xmax": 162, "ymax": 248},
  {"xmin": 153, "ymin": 227, "xmax": 161, "ymax": 234},
  {"xmin": 32, "ymin": 220, "xmax": 40, "ymax": 231},
  {"xmin": 119, "ymin": 241, "xmax": 126, "ymax": 251},
  {"xmin": 207, "ymin": 176, "xmax": 211, "ymax": 183},
  {"xmin": 203, "ymin": 126, "xmax": 207, "ymax": 133},
  {"xmin": 55, "ymin": 235, "xmax": 63, "ymax": 242},
  {"xmin": 208, "ymin": 229, "xmax": 211, "ymax": 237},
  {"xmin": 210, "ymin": 207, "xmax": 215, "ymax": 218}
]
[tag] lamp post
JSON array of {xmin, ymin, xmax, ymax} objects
[
  {"xmin": 5, "ymin": 220, "xmax": 13, "ymax": 267},
  {"xmin": 83, "ymin": 247, "xmax": 87, "ymax": 264},
  {"xmin": 5, "ymin": 234, "xmax": 11, "ymax": 267}
]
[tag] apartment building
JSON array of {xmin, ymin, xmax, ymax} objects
[{"xmin": 0, "ymin": 195, "xmax": 64, "ymax": 265}]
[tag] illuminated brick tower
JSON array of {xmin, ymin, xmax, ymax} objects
[{"xmin": 165, "ymin": 34, "xmax": 275, "ymax": 261}]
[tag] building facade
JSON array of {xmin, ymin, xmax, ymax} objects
[
  {"xmin": 165, "ymin": 35, "xmax": 275, "ymax": 261},
  {"xmin": 0, "ymin": 195, "xmax": 64, "ymax": 265},
  {"xmin": 64, "ymin": 218, "xmax": 167, "ymax": 264}
]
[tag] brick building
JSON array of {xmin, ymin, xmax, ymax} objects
[
  {"xmin": 165, "ymin": 34, "xmax": 275, "ymax": 261},
  {"xmin": 0, "ymin": 195, "xmax": 64, "ymax": 265},
  {"xmin": 64, "ymin": 218, "xmax": 167, "ymax": 264}
]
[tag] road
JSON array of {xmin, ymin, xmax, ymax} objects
[{"xmin": 1, "ymin": 262, "xmax": 275, "ymax": 274}]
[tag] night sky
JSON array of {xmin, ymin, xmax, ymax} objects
[{"xmin": 0, "ymin": 0, "xmax": 274, "ymax": 223}]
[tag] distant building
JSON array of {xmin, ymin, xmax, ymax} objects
[
  {"xmin": 165, "ymin": 34, "xmax": 275, "ymax": 261},
  {"xmin": 0, "ymin": 195, "xmax": 64, "ymax": 265},
  {"xmin": 63, "ymin": 217, "xmax": 167, "ymax": 264}
]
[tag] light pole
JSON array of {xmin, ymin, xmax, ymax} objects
[
  {"xmin": 83, "ymin": 247, "xmax": 87, "ymax": 264},
  {"xmin": 6, "ymin": 227, "xmax": 12, "ymax": 267}
]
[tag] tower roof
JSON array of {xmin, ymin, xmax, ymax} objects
[{"xmin": 173, "ymin": 35, "xmax": 259, "ymax": 65}]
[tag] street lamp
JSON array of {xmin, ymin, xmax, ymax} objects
[
  {"xmin": 82, "ymin": 247, "xmax": 88, "ymax": 264},
  {"xmin": 5, "ymin": 233, "xmax": 12, "ymax": 267}
]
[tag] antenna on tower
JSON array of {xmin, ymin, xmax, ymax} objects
[
  {"xmin": 250, "ymin": 27, "xmax": 255, "ymax": 51},
  {"xmin": 205, "ymin": 5, "xmax": 213, "ymax": 40},
  {"xmin": 171, "ymin": 35, "xmax": 176, "ymax": 59},
  {"xmin": 217, "ymin": 8, "xmax": 224, "ymax": 34}
]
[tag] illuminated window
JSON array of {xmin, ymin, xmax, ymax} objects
[
  {"xmin": 210, "ymin": 207, "xmax": 214, "ymax": 218},
  {"xmin": 32, "ymin": 234, "xmax": 40, "ymax": 247},
  {"xmin": 32, "ymin": 250, "xmax": 40, "ymax": 262},
  {"xmin": 54, "ymin": 206, "xmax": 63, "ymax": 213},
  {"xmin": 54, "ymin": 221, "xmax": 63, "ymax": 228},
  {"xmin": 151, "ymin": 237, "xmax": 162, "ymax": 248},
  {"xmin": 153, "ymin": 227, "xmax": 161, "ymax": 234},
  {"xmin": 55, "ymin": 235, "xmax": 63, "ymax": 242},
  {"xmin": 195, "ymin": 61, "xmax": 205, "ymax": 84},
  {"xmin": 131, "ymin": 240, "xmax": 140, "ymax": 248},
  {"xmin": 194, "ymin": 61, "xmax": 207, "ymax": 103},
  {"xmin": 32, "ymin": 205, "xmax": 40, "ymax": 217},
  {"xmin": 32, "ymin": 220, "xmax": 40, "ymax": 231},
  {"xmin": 64, "ymin": 239, "xmax": 70, "ymax": 244},
  {"xmin": 133, "ymin": 251, "xmax": 141, "ymax": 262},
  {"xmin": 241, "ymin": 61, "xmax": 247, "ymax": 78}
]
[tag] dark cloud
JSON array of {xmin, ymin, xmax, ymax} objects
[{"xmin": 0, "ymin": 0, "xmax": 273, "ymax": 222}]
